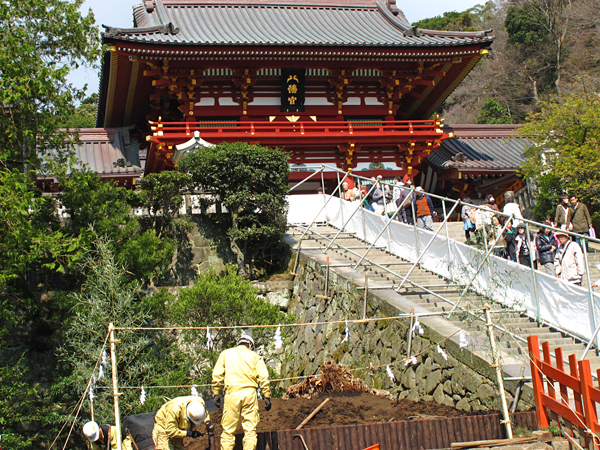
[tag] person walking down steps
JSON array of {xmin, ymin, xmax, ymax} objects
[{"xmin": 212, "ymin": 334, "xmax": 272, "ymax": 450}]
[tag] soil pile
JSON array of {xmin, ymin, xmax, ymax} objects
[
  {"xmin": 283, "ymin": 360, "xmax": 373, "ymax": 399},
  {"xmin": 186, "ymin": 361, "xmax": 487, "ymax": 450},
  {"xmin": 186, "ymin": 391, "xmax": 475, "ymax": 449}
]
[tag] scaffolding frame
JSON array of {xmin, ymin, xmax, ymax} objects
[{"xmin": 288, "ymin": 164, "xmax": 600, "ymax": 354}]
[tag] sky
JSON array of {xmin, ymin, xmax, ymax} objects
[{"xmin": 70, "ymin": 0, "xmax": 485, "ymax": 95}]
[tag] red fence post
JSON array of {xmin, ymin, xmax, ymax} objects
[
  {"xmin": 528, "ymin": 336, "xmax": 550, "ymax": 429},
  {"xmin": 578, "ymin": 359, "xmax": 599, "ymax": 449}
]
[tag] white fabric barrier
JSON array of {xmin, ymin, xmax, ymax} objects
[{"xmin": 288, "ymin": 194, "xmax": 600, "ymax": 342}]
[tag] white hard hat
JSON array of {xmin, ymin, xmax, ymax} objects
[
  {"xmin": 187, "ymin": 401, "xmax": 207, "ymax": 424},
  {"xmin": 237, "ymin": 334, "xmax": 255, "ymax": 350},
  {"xmin": 83, "ymin": 421, "xmax": 100, "ymax": 442}
]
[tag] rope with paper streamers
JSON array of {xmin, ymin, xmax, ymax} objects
[
  {"xmin": 49, "ymin": 331, "xmax": 110, "ymax": 450},
  {"xmin": 92, "ymin": 311, "xmax": 482, "ymax": 398}
]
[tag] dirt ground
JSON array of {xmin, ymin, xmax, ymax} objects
[{"xmin": 185, "ymin": 391, "xmax": 493, "ymax": 450}]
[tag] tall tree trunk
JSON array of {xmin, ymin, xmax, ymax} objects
[
  {"xmin": 230, "ymin": 211, "xmax": 246, "ymax": 277},
  {"xmin": 529, "ymin": 76, "xmax": 540, "ymax": 103}
]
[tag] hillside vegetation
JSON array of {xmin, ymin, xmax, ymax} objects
[{"xmin": 415, "ymin": 0, "xmax": 600, "ymax": 124}]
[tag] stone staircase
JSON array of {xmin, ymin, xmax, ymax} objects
[{"xmin": 286, "ymin": 223, "xmax": 600, "ymax": 383}]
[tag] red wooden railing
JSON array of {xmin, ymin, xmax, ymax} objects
[
  {"xmin": 148, "ymin": 119, "xmax": 446, "ymax": 139},
  {"xmin": 528, "ymin": 335, "xmax": 600, "ymax": 448}
]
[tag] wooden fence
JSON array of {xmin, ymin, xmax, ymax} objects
[{"xmin": 528, "ymin": 335, "xmax": 600, "ymax": 448}]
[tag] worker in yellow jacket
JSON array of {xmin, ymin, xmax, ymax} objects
[
  {"xmin": 152, "ymin": 396, "xmax": 214, "ymax": 450},
  {"xmin": 212, "ymin": 334, "xmax": 271, "ymax": 450},
  {"xmin": 83, "ymin": 421, "xmax": 133, "ymax": 450}
]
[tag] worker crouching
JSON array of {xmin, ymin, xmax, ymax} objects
[
  {"xmin": 152, "ymin": 396, "xmax": 214, "ymax": 450},
  {"xmin": 83, "ymin": 421, "xmax": 133, "ymax": 450},
  {"xmin": 212, "ymin": 334, "xmax": 272, "ymax": 450}
]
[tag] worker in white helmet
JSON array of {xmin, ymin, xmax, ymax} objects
[
  {"xmin": 82, "ymin": 421, "xmax": 133, "ymax": 450},
  {"xmin": 152, "ymin": 396, "xmax": 214, "ymax": 450},
  {"xmin": 212, "ymin": 334, "xmax": 271, "ymax": 450}
]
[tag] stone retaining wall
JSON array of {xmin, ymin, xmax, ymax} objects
[{"xmin": 279, "ymin": 252, "xmax": 534, "ymax": 412}]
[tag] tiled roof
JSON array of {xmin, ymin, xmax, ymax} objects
[
  {"xmin": 65, "ymin": 128, "xmax": 144, "ymax": 175},
  {"xmin": 102, "ymin": 0, "xmax": 494, "ymax": 47},
  {"xmin": 427, "ymin": 124, "xmax": 530, "ymax": 171}
]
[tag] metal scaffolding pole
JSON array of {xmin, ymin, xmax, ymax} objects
[
  {"xmin": 524, "ymin": 222, "xmax": 542, "ymax": 324},
  {"xmin": 351, "ymin": 190, "xmax": 406, "ymax": 269},
  {"xmin": 336, "ymin": 171, "xmax": 344, "ymax": 230},
  {"xmin": 442, "ymin": 200, "xmax": 454, "ymax": 280},
  {"xmin": 299, "ymin": 172, "xmax": 349, "ymax": 242},
  {"xmin": 396, "ymin": 201, "xmax": 459, "ymax": 290},
  {"xmin": 582, "ymin": 241, "xmax": 599, "ymax": 355},
  {"xmin": 446, "ymin": 215, "xmax": 514, "ymax": 318},
  {"xmin": 324, "ymin": 183, "xmax": 379, "ymax": 254},
  {"xmin": 289, "ymin": 167, "xmax": 323, "ymax": 192}
]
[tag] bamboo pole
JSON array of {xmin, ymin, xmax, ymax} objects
[
  {"xmin": 407, "ymin": 308, "xmax": 415, "ymax": 359},
  {"xmin": 450, "ymin": 437, "xmax": 536, "ymax": 448},
  {"xmin": 483, "ymin": 307, "xmax": 512, "ymax": 439},
  {"xmin": 295, "ymin": 398, "xmax": 330, "ymax": 430},
  {"xmin": 109, "ymin": 323, "xmax": 123, "ymax": 450},
  {"xmin": 362, "ymin": 274, "xmax": 368, "ymax": 320}
]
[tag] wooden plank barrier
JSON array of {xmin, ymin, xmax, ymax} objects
[{"xmin": 528, "ymin": 335, "xmax": 600, "ymax": 449}]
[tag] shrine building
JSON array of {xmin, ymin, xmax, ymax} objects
[{"xmin": 94, "ymin": 0, "xmax": 502, "ymax": 193}]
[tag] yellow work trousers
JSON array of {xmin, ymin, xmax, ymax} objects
[
  {"xmin": 221, "ymin": 388, "xmax": 259, "ymax": 450},
  {"xmin": 152, "ymin": 424, "xmax": 183, "ymax": 450}
]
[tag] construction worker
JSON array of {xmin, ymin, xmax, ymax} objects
[
  {"xmin": 212, "ymin": 334, "xmax": 271, "ymax": 450},
  {"xmin": 82, "ymin": 421, "xmax": 133, "ymax": 450},
  {"xmin": 152, "ymin": 396, "xmax": 214, "ymax": 450}
]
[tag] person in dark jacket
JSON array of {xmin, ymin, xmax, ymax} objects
[
  {"xmin": 567, "ymin": 194, "xmax": 592, "ymax": 252},
  {"xmin": 536, "ymin": 222, "xmax": 557, "ymax": 276},
  {"xmin": 503, "ymin": 221, "xmax": 518, "ymax": 262}
]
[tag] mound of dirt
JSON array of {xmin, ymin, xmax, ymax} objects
[
  {"xmin": 186, "ymin": 391, "xmax": 491, "ymax": 449},
  {"xmin": 185, "ymin": 362, "xmax": 497, "ymax": 449},
  {"xmin": 284, "ymin": 360, "xmax": 373, "ymax": 399}
]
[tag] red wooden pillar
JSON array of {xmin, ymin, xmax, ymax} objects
[
  {"xmin": 578, "ymin": 359, "xmax": 599, "ymax": 448},
  {"xmin": 528, "ymin": 336, "xmax": 550, "ymax": 429}
]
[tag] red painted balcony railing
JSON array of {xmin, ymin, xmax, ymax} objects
[{"xmin": 148, "ymin": 119, "xmax": 447, "ymax": 142}]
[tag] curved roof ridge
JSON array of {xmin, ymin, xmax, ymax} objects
[
  {"xmin": 419, "ymin": 28, "xmax": 494, "ymax": 39},
  {"xmin": 376, "ymin": 0, "xmax": 410, "ymax": 30},
  {"xmin": 133, "ymin": 4, "xmax": 150, "ymax": 27}
]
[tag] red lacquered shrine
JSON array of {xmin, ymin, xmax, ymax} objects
[{"xmin": 98, "ymin": 0, "xmax": 494, "ymax": 187}]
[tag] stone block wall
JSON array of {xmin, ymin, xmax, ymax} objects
[{"xmin": 279, "ymin": 253, "xmax": 533, "ymax": 412}]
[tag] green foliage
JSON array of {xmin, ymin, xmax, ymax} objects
[
  {"xmin": 0, "ymin": 0, "xmax": 100, "ymax": 169},
  {"xmin": 413, "ymin": 10, "xmax": 478, "ymax": 31},
  {"xmin": 543, "ymin": 424, "xmax": 561, "ymax": 437},
  {"xmin": 179, "ymin": 142, "xmax": 289, "ymax": 276},
  {"xmin": 53, "ymin": 238, "xmax": 163, "ymax": 425},
  {"xmin": 153, "ymin": 266, "xmax": 292, "ymax": 384},
  {"xmin": 476, "ymin": 98, "xmax": 514, "ymax": 124},
  {"xmin": 528, "ymin": 173, "xmax": 564, "ymax": 222},
  {"xmin": 0, "ymin": 170, "xmax": 81, "ymax": 290},
  {"xmin": 138, "ymin": 170, "xmax": 193, "ymax": 238},
  {"xmin": 59, "ymin": 170, "xmax": 176, "ymax": 284},
  {"xmin": 57, "ymin": 93, "xmax": 99, "ymax": 129},
  {"xmin": 505, "ymin": 5, "xmax": 549, "ymax": 46},
  {"xmin": 521, "ymin": 87, "xmax": 600, "ymax": 227},
  {"xmin": 0, "ymin": 358, "xmax": 66, "ymax": 449}
]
